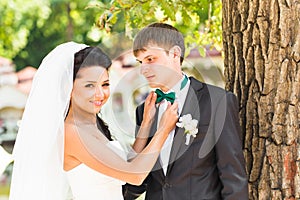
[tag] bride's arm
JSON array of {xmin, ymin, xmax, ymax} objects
[
  {"xmin": 65, "ymin": 102, "xmax": 178, "ymax": 185},
  {"xmin": 132, "ymin": 92, "xmax": 157, "ymax": 153}
]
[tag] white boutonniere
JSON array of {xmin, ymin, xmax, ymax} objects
[{"xmin": 176, "ymin": 114, "xmax": 198, "ymax": 145}]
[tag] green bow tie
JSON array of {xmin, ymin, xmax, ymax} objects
[
  {"xmin": 155, "ymin": 89, "xmax": 175, "ymax": 104},
  {"xmin": 154, "ymin": 75, "xmax": 189, "ymax": 104}
]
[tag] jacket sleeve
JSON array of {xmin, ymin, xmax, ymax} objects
[
  {"xmin": 122, "ymin": 179, "xmax": 147, "ymax": 200},
  {"xmin": 214, "ymin": 92, "xmax": 249, "ymax": 199}
]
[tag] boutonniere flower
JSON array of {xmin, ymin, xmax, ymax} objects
[{"xmin": 176, "ymin": 114, "xmax": 198, "ymax": 145}]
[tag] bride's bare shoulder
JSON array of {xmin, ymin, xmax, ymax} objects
[
  {"xmin": 65, "ymin": 121, "xmax": 75, "ymax": 129},
  {"xmin": 64, "ymin": 122, "xmax": 80, "ymax": 140},
  {"xmin": 64, "ymin": 122, "xmax": 82, "ymax": 170}
]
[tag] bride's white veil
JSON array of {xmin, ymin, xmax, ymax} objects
[{"xmin": 9, "ymin": 42, "xmax": 87, "ymax": 200}]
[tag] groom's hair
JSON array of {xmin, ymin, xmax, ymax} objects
[{"xmin": 133, "ymin": 22, "xmax": 185, "ymax": 64}]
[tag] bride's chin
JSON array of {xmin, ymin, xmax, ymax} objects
[{"xmin": 93, "ymin": 108, "xmax": 101, "ymax": 114}]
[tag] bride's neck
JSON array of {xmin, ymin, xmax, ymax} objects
[{"xmin": 66, "ymin": 106, "xmax": 97, "ymax": 125}]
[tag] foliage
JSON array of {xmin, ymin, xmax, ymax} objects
[
  {"xmin": 0, "ymin": 0, "xmax": 222, "ymax": 70},
  {"xmin": 13, "ymin": 0, "xmax": 105, "ymax": 70},
  {"xmin": 92, "ymin": 0, "xmax": 222, "ymax": 57},
  {"xmin": 0, "ymin": 0, "xmax": 50, "ymax": 59},
  {"xmin": 0, "ymin": 0, "xmax": 110, "ymax": 70}
]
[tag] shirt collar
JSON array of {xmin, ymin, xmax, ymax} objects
[{"xmin": 169, "ymin": 73, "xmax": 189, "ymax": 94}]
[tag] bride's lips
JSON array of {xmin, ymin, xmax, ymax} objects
[{"xmin": 92, "ymin": 100, "xmax": 103, "ymax": 107}]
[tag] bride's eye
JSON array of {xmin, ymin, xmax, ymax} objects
[
  {"xmin": 102, "ymin": 83, "xmax": 110, "ymax": 87},
  {"xmin": 85, "ymin": 84, "xmax": 94, "ymax": 88}
]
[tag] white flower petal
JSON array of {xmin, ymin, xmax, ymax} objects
[
  {"xmin": 191, "ymin": 130, "xmax": 197, "ymax": 136},
  {"xmin": 191, "ymin": 119, "xmax": 198, "ymax": 127},
  {"xmin": 179, "ymin": 114, "xmax": 198, "ymax": 139},
  {"xmin": 176, "ymin": 122, "xmax": 184, "ymax": 128},
  {"xmin": 185, "ymin": 124, "xmax": 194, "ymax": 131},
  {"xmin": 178, "ymin": 116, "xmax": 183, "ymax": 122},
  {"xmin": 187, "ymin": 114, "xmax": 193, "ymax": 120},
  {"xmin": 182, "ymin": 114, "xmax": 192, "ymax": 122}
]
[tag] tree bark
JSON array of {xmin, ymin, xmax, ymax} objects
[
  {"xmin": 222, "ymin": 0, "xmax": 300, "ymax": 199},
  {"xmin": 66, "ymin": 2, "xmax": 73, "ymax": 41}
]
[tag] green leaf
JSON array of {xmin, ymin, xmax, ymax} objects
[{"xmin": 160, "ymin": 0, "xmax": 175, "ymax": 21}]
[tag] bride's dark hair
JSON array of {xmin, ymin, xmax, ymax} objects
[{"xmin": 73, "ymin": 46, "xmax": 113, "ymax": 141}]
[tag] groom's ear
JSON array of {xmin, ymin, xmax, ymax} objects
[{"xmin": 169, "ymin": 45, "xmax": 181, "ymax": 59}]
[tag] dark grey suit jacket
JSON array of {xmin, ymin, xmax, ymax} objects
[{"xmin": 123, "ymin": 77, "xmax": 249, "ymax": 200}]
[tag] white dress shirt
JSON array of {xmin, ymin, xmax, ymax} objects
[{"xmin": 157, "ymin": 74, "xmax": 190, "ymax": 175}]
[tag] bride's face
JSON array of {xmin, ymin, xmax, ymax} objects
[{"xmin": 71, "ymin": 66, "xmax": 110, "ymax": 114}]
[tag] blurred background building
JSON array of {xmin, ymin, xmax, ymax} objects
[
  {"xmin": 0, "ymin": 57, "xmax": 36, "ymax": 198},
  {"xmin": 0, "ymin": 57, "xmax": 36, "ymax": 153}
]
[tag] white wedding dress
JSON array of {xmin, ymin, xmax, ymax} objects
[{"xmin": 66, "ymin": 141, "xmax": 126, "ymax": 200}]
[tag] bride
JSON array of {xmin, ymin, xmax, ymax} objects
[{"xmin": 9, "ymin": 42, "xmax": 178, "ymax": 200}]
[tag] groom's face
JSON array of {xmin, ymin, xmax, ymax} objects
[{"xmin": 136, "ymin": 46, "xmax": 178, "ymax": 92}]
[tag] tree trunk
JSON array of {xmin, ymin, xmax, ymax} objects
[
  {"xmin": 222, "ymin": 0, "xmax": 300, "ymax": 199},
  {"xmin": 66, "ymin": 2, "xmax": 73, "ymax": 41}
]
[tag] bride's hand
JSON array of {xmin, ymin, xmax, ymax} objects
[
  {"xmin": 158, "ymin": 102, "xmax": 179, "ymax": 133},
  {"xmin": 142, "ymin": 91, "xmax": 157, "ymax": 125}
]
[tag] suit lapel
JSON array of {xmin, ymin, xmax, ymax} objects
[{"xmin": 167, "ymin": 78, "xmax": 203, "ymax": 175}]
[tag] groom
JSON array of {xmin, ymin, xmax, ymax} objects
[{"xmin": 123, "ymin": 23, "xmax": 248, "ymax": 199}]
